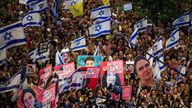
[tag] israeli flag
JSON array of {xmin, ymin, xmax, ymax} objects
[
  {"xmin": 173, "ymin": 11, "xmax": 190, "ymax": 28},
  {"xmin": 51, "ymin": 0, "xmax": 60, "ymax": 22},
  {"xmin": 153, "ymin": 53, "xmax": 165, "ymax": 80},
  {"xmin": 0, "ymin": 21, "xmax": 26, "ymax": 51},
  {"xmin": 55, "ymin": 48, "xmax": 64, "ymax": 66},
  {"xmin": 27, "ymin": 0, "xmax": 48, "ymax": 12},
  {"xmin": 189, "ymin": 12, "xmax": 192, "ymax": 33},
  {"xmin": 166, "ymin": 28, "xmax": 179, "ymax": 50},
  {"xmin": 89, "ymin": 19, "xmax": 110, "ymax": 38},
  {"xmin": 90, "ymin": 5, "xmax": 111, "ymax": 21},
  {"xmin": 0, "ymin": 48, "xmax": 6, "ymax": 65},
  {"xmin": 71, "ymin": 36, "xmax": 87, "ymax": 52},
  {"xmin": 134, "ymin": 17, "xmax": 148, "ymax": 32},
  {"xmin": 60, "ymin": 69, "xmax": 85, "ymax": 92},
  {"xmin": 22, "ymin": 11, "xmax": 41, "ymax": 28},
  {"xmin": 128, "ymin": 28, "xmax": 139, "ymax": 48},
  {"xmin": 94, "ymin": 45, "xmax": 99, "ymax": 56},
  {"xmin": 146, "ymin": 47, "xmax": 153, "ymax": 67},
  {"xmin": 63, "ymin": 0, "xmax": 80, "ymax": 10},
  {"xmin": 28, "ymin": 48, "xmax": 50, "ymax": 63},
  {"xmin": 0, "ymin": 72, "xmax": 21, "ymax": 93},
  {"xmin": 151, "ymin": 36, "xmax": 163, "ymax": 57}
]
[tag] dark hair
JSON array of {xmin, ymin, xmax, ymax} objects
[
  {"xmin": 22, "ymin": 88, "xmax": 36, "ymax": 104},
  {"xmin": 133, "ymin": 55, "xmax": 149, "ymax": 74},
  {"xmin": 85, "ymin": 56, "xmax": 94, "ymax": 63}
]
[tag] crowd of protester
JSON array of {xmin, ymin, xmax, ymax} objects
[{"xmin": 0, "ymin": 0, "xmax": 192, "ymax": 108}]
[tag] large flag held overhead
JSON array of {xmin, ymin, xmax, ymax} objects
[
  {"xmin": 22, "ymin": 11, "xmax": 42, "ymax": 28},
  {"xmin": 134, "ymin": 17, "xmax": 148, "ymax": 32},
  {"xmin": 71, "ymin": 36, "xmax": 87, "ymax": 52},
  {"xmin": 27, "ymin": 0, "xmax": 48, "ymax": 12},
  {"xmin": 69, "ymin": 0, "xmax": 83, "ymax": 17},
  {"xmin": 0, "ymin": 48, "xmax": 6, "ymax": 65},
  {"xmin": 89, "ymin": 18, "xmax": 110, "ymax": 38},
  {"xmin": 90, "ymin": 5, "xmax": 111, "ymax": 21},
  {"xmin": 0, "ymin": 21, "xmax": 26, "ymax": 51},
  {"xmin": 166, "ymin": 28, "xmax": 179, "ymax": 50},
  {"xmin": 146, "ymin": 47, "xmax": 153, "ymax": 67},
  {"xmin": 55, "ymin": 48, "xmax": 64, "ymax": 66},
  {"xmin": 173, "ymin": 11, "xmax": 190, "ymax": 28},
  {"xmin": 128, "ymin": 28, "xmax": 139, "ymax": 49},
  {"xmin": 29, "ymin": 48, "xmax": 50, "ymax": 63},
  {"xmin": 150, "ymin": 36, "xmax": 163, "ymax": 57}
]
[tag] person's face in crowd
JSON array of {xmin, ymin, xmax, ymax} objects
[
  {"xmin": 135, "ymin": 59, "xmax": 152, "ymax": 84},
  {"xmin": 23, "ymin": 92, "xmax": 35, "ymax": 108},
  {"xmin": 85, "ymin": 60, "xmax": 94, "ymax": 67},
  {"xmin": 89, "ymin": 91, "xmax": 93, "ymax": 97}
]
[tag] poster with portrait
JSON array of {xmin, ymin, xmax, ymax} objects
[
  {"xmin": 122, "ymin": 85, "xmax": 132, "ymax": 100},
  {"xmin": 77, "ymin": 55, "xmax": 103, "ymax": 68},
  {"xmin": 42, "ymin": 84, "xmax": 56, "ymax": 108},
  {"xmin": 39, "ymin": 65, "xmax": 52, "ymax": 88},
  {"xmin": 100, "ymin": 60, "xmax": 124, "ymax": 87},
  {"xmin": 17, "ymin": 86, "xmax": 43, "ymax": 108},
  {"xmin": 125, "ymin": 61, "xmax": 134, "ymax": 74},
  {"xmin": 27, "ymin": 64, "xmax": 36, "ymax": 75}
]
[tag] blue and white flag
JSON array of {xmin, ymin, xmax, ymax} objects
[
  {"xmin": 51, "ymin": 0, "xmax": 60, "ymax": 22},
  {"xmin": 166, "ymin": 28, "xmax": 179, "ymax": 50},
  {"xmin": 189, "ymin": 12, "xmax": 192, "ymax": 33},
  {"xmin": 134, "ymin": 17, "xmax": 148, "ymax": 32},
  {"xmin": 89, "ymin": 19, "xmax": 110, "ymax": 38},
  {"xmin": 151, "ymin": 36, "xmax": 163, "ymax": 57},
  {"xmin": 173, "ymin": 11, "xmax": 190, "ymax": 28},
  {"xmin": 146, "ymin": 47, "xmax": 153, "ymax": 67},
  {"xmin": 60, "ymin": 68, "xmax": 85, "ymax": 92},
  {"xmin": 29, "ymin": 48, "xmax": 50, "ymax": 63},
  {"xmin": 0, "ymin": 72, "xmax": 21, "ymax": 93},
  {"xmin": 63, "ymin": 0, "xmax": 80, "ymax": 10},
  {"xmin": 0, "ymin": 21, "xmax": 26, "ymax": 51},
  {"xmin": 0, "ymin": 48, "xmax": 6, "ymax": 65},
  {"xmin": 71, "ymin": 36, "xmax": 87, "ymax": 52},
  {"xmin": 27, "ymin": 0, "xmax": 48, "ymax": 12},
  {"xmin": 22, "ymin": 11, "xmax": 41, "ymax": 28},
  {"xmin": 90, "ymin": 5, "xmax": 111, "ymax": 21},
  {"xmin": 128, "ymin": 28, "xmax": 139, "ymax": 48},
  {"xmin": 94, "ymin": 45, "xmax": 100, "ymax": 56},
  {"xmin": 153, "ymin": 53, "xmax": 165, "ymax": 80},
  {"xmin": 55, "ymin": 48, "xmax": 64, "ymax": 66},
  {"xmin": 123, "ymin": 3, "xmax": 132, "ymax": 11}
]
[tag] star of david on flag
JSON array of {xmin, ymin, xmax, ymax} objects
[
  {"xmin": 0, "ymin": 21, "xmax": 26, "ymax": 51},
  {"xmin": 22, "ymin": 11, "xmax": 41, "ymax": 28},
  {"xmin": 91, "ymin": 5, "xmax": 111, "ymax": 21},
  {"xmin": 173, "ymin": 11, "xmax": 190, "ymax": 28},
  {"xmin": 89, "ymin": 19, "xmax": 110, "ymax": 38},
  {"xmin": 71, "ymin": 36, "xmax": 87, "ymax": 52},
  {"xmin": 166, "ymin": 28, "xmax": 179, "ymax": 50}
]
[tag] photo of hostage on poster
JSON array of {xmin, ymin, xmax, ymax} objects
[
  {"xmin": 17, "ymin": 87, "xmax": 43, "ymax": 108},
  {"xmin": 100, "ymin": 60, "xmax": 124, "ymax": 94},
  {"xmin": 134, "ymin": 55, "xmax": 154, "ymax": 87}
]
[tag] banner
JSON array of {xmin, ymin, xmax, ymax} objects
[
  {"xmin": 39, "ymin": 65, "xmax": 52, "ymax": 88},
  {"xmin": 100, "ymin": 60, "xmax": 124, "ymax": 87},
  {"xmin": 38, "ymin": 41, "xmax": 48, "ymax": 54},
  {"xmin": 122, "ymin": 85, "xmax": 132, "ymax": 100},
  {"xmin": 77, "ymin": 55, "xmax": 103, "ymax": 68},
  {"xmin": 42, "ymin": 84, "xmax": 56, "ymax": 108},
  {"xmin": 17, "ymin": 86, "xmax": 43, "ymax": 108}
]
